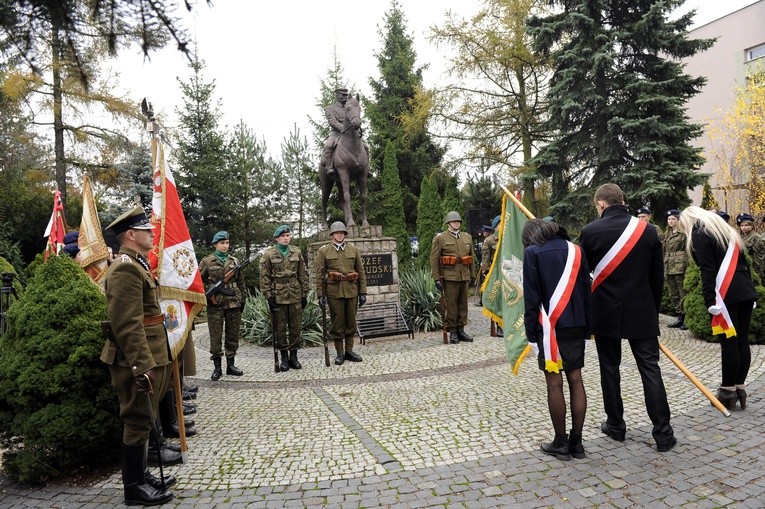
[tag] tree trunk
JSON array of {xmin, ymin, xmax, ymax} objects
[{"xmin": 52, "ymin": 27, "xmax": 67, "ymax": 206}]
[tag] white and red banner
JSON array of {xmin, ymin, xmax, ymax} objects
[
  {"xmin": 77, "ymin": 175, "xmax": 110, "ymax": 284},
  {"xmin": 148, "ymin": 139, "xmax": 206, "ymax": 358},
  {"xmin": 43, "ymin": 190, "xmax": 66, "ymax": 260}
]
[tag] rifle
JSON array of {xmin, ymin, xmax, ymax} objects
[
  {"xmin": 270, "ymin": 306, "xmax": 280, "ymax": 373},
  {"xmin": 439, "ymin": 278, "xmax": 448, "ymax": 344},
  {"xmin": 205, "ymin": 254, "xmax": 256, "ymax": 305},
  {"xmin": 321, "ymin": 276, "xmax": 330, "ymax": 367}
]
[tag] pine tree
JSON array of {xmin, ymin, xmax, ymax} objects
[
  {"xmin": 380, "ymin": 141, "xmax": 409, "ymax": 263},
  {"xmin": 416, "ymin": 173, "xmax": 443, "ymax": 270},
  {"xmin": 281, "ymin": 124, "xmax": 320, "ymax": 237},
  {"xmin": 174, "ymin": 58, "xmax": 229, "ymax": 246},
  {"xmin": 366, "ymin": 0, "xmax": 445, "ymax": 230},
  {"xmin": 528, "ymin": 0, "xmax": 713, "ymax": 229}
]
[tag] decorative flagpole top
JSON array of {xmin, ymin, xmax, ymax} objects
[{"xmin": 141, "ymin": 97, "xmax": 160, "ymax": 135}]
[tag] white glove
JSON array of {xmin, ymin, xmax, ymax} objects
[
  {"xmin": 708, "ymin": 305, "xmax": 722, "ymax": 316},
  {"xmin": 529, "ymin": 342, "xmax": 540, "ymax": 357},
  {"xmin": 754, "ymin": 301, "xmax": 758, "ymax": 309}
]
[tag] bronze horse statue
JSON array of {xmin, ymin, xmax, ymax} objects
[{"xmin": 319, "ymin": 95, "xmax": 369, "ymax": 229}]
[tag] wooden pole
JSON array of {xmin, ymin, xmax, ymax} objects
[{"xmin": 171, "ymin": 359, "xmax": 189, "ymax": 459}]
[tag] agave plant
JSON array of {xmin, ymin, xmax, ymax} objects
[
  {"xmin": 240, "ymin": 288, "xmax": 324, "ymax": 347},
  {"xmin": 399, "ymin": 268, "xmax": 442, "ymax": 332}
]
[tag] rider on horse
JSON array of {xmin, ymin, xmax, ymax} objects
[{"xmin": 322, "ymin": 87, "xmax": 370, "ymax": 177}]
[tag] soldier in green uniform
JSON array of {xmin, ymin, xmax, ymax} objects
[
  {"xmin": 637, "ymin": 206, "xmax": 663, "ymax": 236},
  {"xmin": 737, "ymin": 213, "xmax": 765, "ymax": 284},
  {"xmin": 199, "ymin": 231, "xmax": 245, "ymax": 381},
  {"xmin": 663, "ymin": 209, "xmax": 688, "ymax": 329},
  {"xmin": 431, "ymin": 211, "xmax": 477, "ymax": 344},
  {"xmin": 261, "ymin": 225, "xmax": 310, "ymax": 372},
  {"xmin": 101, "ymin": 205, "xmax": 174, "ymax": 506},
  {"xmin": 315, "ymin": 221, "xmax": 368, "ymax": 365}
]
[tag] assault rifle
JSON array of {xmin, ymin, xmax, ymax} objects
[{"xmin": 205, "ymin": 255, "xmax": 256, "ymax": 305}]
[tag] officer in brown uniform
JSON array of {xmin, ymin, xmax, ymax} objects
[
  {"xmin": 261, "ymin": 225, "xmax": 310, "ymax": 372},
  {"xmin": 199, "ymin": 231, "xmax": 245, "ymax": 381},
  {"xmin": 431, "ymin": 211, "xmax": 477, "ymax": 344},
  {"xmin": 663, "ymin": 209, "xmax": 688, "ymax": 329},
  {"xmin": 101, "ymin": 205, "xmax": 174, "ymax": 506},
  {"xmin": 315, "ymin": 221, "xmax": 368, "ymax": 365}
]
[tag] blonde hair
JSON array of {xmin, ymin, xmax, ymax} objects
[{"xmin": 677, "ymin": 206, "xmax": 743, "ymax": 256}]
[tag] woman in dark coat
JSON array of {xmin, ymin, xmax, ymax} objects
[
  {"xmin": 678, "ymin": 206, "xmax": 758, "ymax": 410},
  {"xmin": 522, "ymin": 219, "xmax": 591, "ymax": 460}
]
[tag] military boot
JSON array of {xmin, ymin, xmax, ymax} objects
[
  {"xmin": 540, "ymin": 434, "xmax": 571, "ymax": 461},
  {"xmin": 280, "ymin": 350, "xmax": 290, "ymax": 372},
  {"xmin": 145, "ymin": 469, "xmax": 177, "ymax": 490},
  {"xmin": 289, "ymin": 349, "xmax": 302, "ymax": 369},
  {"xmin": 122, "ymin": 443, "xmax": 173, "ymax": 506},
  {"xmin": 334, "ymin": 340, "xmax": 345, "ymax": 365},
  {"xmin": 226, "ymin": 356, "xmax": 243, "ymax": 376},
  {"xmin": 457, "ymin": 328, "xmax": 473, "ymax": 342},
  {"xmin": 449, "ymin": 330, "xmax": 460, "ymax": 344},
  {"xmin": 668, "ymin": 314, "xmax": 684, "ymax": 328},
  {"xmin": 211, "ymin": 357, "xmax": 222, "ymax": 381},
  {"xmin": 147, "ymin": 422, "xmax": 182, "ymax": 467},
  {"xmin": 160, "ymin": 390, "xmax": 197, "ymax": 438}
]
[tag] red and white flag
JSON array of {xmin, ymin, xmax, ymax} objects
[
  {"xmin": 43, "ymin": 190, "xmax": 66, "ymax": 260},
  {"xmin": 78, "ymin": 175, "xmax": 110, "ymax": 284},
  {"xmin": 148, "ymin": 139, "xmax": 206, "ymax": 359}
]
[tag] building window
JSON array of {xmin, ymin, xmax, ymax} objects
[{"xmin": 746, "ymin": 43, "xmax": 765, "ymax": 62}]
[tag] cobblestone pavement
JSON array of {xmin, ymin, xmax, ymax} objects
[{"xmin": 3, "ymin": 305, "xmax": 765, "ymax": 508}]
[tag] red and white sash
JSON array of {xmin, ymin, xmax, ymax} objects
[
  {"xmin": 539, "ymin": 241, "xmax": 582, "ymax": 373},
  {"xmin": 711, "ymin": 241, "xmax": 739, "ymax": 338},
  {"xmin": 591, "ymin": 217, "xmax": 647, "ymax": 291}
]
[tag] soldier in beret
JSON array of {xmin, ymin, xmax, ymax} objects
[
  {"xmin": 737, "ymin": 213, "xmax": 765, "ymax": 284},
  {"xmin": 315, "ymin": 221, "xmax": 367, "ymax": 365},
  {"xmin": 261, "ymin": 225, "xmax": 310, "ymax": 372},
  {"xmin": 636, "ymin": 206, "xmax": 662, "ymax": 236},
  {"xmin": 101, "ymin": 205, "xmax": 174, "ymax": 506},
  {"xmin": 663, "ymin": 209, "xmax": 688, "ymax": 329},
  {"xmin": 431, "ymin": 211, "xmax": 477, "ymax": 344},
  {"xmin": 199, "ymin": 231, "xmax": 245, "ymax": 381}
]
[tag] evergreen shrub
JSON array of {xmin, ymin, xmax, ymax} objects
[
  {"xmin": 0, "ymin": 255, "xmax": 119, "ymax": 483},
  {"xmin": 240, "ymin": 289, "xmax": 323, "ymax": 347},
  {"xmin": 400, "ymin": 268, "xmax": 441, "ymax": 332}
]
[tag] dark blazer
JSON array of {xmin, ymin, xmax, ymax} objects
[
  {"xmin": 580, "ymin": 205, "xmax": 664, "ymax": 338},
  {"xmin": 523, "ymin": 237, "xmax": 591, "ymax": 342},
  {"xmin": 690, "ymin": 226, "xmax": 758, "ymax": 308}
]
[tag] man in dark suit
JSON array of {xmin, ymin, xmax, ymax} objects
[{"xmin": 579, "ymin": 184, "xmax": 676, "ymax": 452}]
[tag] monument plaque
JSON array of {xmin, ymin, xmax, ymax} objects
[{"xmin": 362, "ymin": 253, "xmax": 393, "ymax": 286}]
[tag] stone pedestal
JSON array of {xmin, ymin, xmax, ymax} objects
[{"xmin": 307, "ymin": 225, "xmax": 399, "ymax": 306}]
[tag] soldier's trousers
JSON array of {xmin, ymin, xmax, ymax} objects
[
  {"xmin": 443, "ymin": 280, "xmax": 470, "ymax": 330},
  {"xmin": 109, "ymin": 363, "xmax": 171, "ymax": 446},
  {"xmin": 274, "ymin": 302, "xmax": 302, "ymax": 351},
  {"xmin": 328, "ymin": 296, "xmax": 358, "ymax": 350},
  {"xmin": 666, "ymin": 274, "xmax": 685, "ymax": 314},
  {"xmin": 208, "ymin": 306, "xmax": 241, "ymax": 358}
]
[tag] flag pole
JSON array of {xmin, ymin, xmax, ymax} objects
[{"xmin": 494, "ymin": 180, "xmax": 535, "ymax": 221}]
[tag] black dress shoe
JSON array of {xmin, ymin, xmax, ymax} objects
[
  {"xmin": 540, "ymin": 435, "xmax": 571, "ymax": 461},
  {"xmin": 600, "ymin": 422, "xmax": 625, "ymax": 442},
  {"xmin": 334, "ymin": 354, "xmax": 345, "ymax": 365},
  {"xmin": 344, "ymin": 350, "xmax": 363, "ymax": 362},
  {"xmin": 657, "ymin": 436, "xmax": 677, "ymax": 452}
]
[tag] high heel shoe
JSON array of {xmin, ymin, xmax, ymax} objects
[
  {"xmin": 736, "ymin": 388, "xmax": 747, "ymax": 410},
  {"xmin": 716, "ymin": 388, "xmax": 738, "ymax": 410}
]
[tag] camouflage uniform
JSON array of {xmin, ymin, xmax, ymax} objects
[
  {"xmin": 431, "ymin": 222, "xmax": 477, "ymax": 341},
  {"xmin": 199, "ymin": 253, "xmax": 245, "ymax": 359},
  {"xmin": 662, "ymin": 228, "xmax": 688, "ymax": 315},
  {"xmin": 480, "ymin": 232, "xmax": 498, "ymax": 275},
  {"xmin": 742, "ymin": 232, "xmax": 765, "ymax": 284},
  {"xmin": 315, "ymin": 239, "xmax": 367, "ymax": 359},
  {"xmin": 260, "ymin": 244, "xmax": 309, "ymax": 351}
]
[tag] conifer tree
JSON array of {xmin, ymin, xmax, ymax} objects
[
  {"xmin": 416, "ymin": 173, "xmax": 443, "ymax": 270},
  {"xmin": 282, "ymin": 125, "xmax": 321, "ymax": 237},
  {"xmin": 380, "ymin": 141, "xmax": 409, "ymax": 263},
  {"xmin": 528, "ymin": 0, "xmax": 712, "ymax": 229}
]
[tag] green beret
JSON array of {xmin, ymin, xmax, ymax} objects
[
  {"xmin": 273, "ymin": 225, "xmax": 291, "ymax": 237},
  {"xmin": 211, "ymin": 231, "xmax": 229, "ymax": 244}
]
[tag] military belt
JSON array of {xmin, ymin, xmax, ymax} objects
[
  {"xmin": 328, "ymin": 271, "xmax": 358, "ymax": 282},
  {"xmin": 143, "ymin": 314, "xmax": 165, "ymax": 326}
]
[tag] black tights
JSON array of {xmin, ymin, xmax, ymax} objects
[
  {"xmin": 719, "ymin": 301, "xmax": 754, "ymax": 386},
  {"xmin": 545, "ymin": 368, "xmax": 587, "ymax": 437}
]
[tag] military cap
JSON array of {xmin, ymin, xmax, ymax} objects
[
  {"xmin": 636, "ymin": 206, "xmax": 652, "ymax": 216},
  {"xmin": 106, "ymin": 205, "xmax": 153, "ymax": 235},
  {"xmin": 665, "ymin": 209, "xmax": 680, "ymax": 218},
  {"xmin": 273, "ymin": 225, "xmax": 291, "ymax": 237},
  {"xmin": 481, "ymin": 225, "xmax": 493, "ymax": 233},
  {"xmin": 211, "ymin": 231, "xmax": 229, "ymax": 244},
  {"xmin": 335, "ymin": 87, "xmax": 349, "ymax": 94},
  {"xmin": 329, "ymin": 221, "xmax": 348, "ymax": 235},
  {"xmin": 717, "ymin": 210, "xmax": 731, "ymax": 221},
  {"xmin": 736, "ymin": 213, "xmax": 755, "ymax": 225},
  {"xmin": 444, "ymin": 211, "xmax": 462, "ymax": 223},
  {"xmin": 491, "ymin": 215, "xmax": 501, "ymax": 230}
]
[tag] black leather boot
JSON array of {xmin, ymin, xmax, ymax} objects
[
  {"xmin": 160, "ymin": 390, "xmax": 197, "ymax": 438},
  {"xmin": 568, "ymin": 431, "xmax": 585, "ymax": 459},
  {"xmin": 211, "ymin": 357, "xmax": 223, "ymax": 381},
  {"xmin": 449, "ymin": 331, "xmax": 460, "ymax": 344},
  {"xmin": 668, "ymin": 314, "xmax": 684, "ymax": 328},
  {"xmin": 145, "ymin": 469, "xmax": 177, "ymax": 489},
  {"xmin": 183, "ymin": 402, "xmax": 196, "ymax": 416},
  {"xmin": 280, "ymin": 350, "xmax": 290, "ymax": 372},
  {"xmin": 226, "ymin": 356, "xmax": 244, "ymax": 376},
  {"xmin": 344, "ymin": 350, "xmax": 363, "ymax": 362},
  {"xmin": 716, "ymin": 387, "xmax": 737, "ymax": 410},
  {"xmin": 289, "ymin": 349, "xmax": 302, "ymax": 369},
  {"xmin": 147, "ymin": 424, "xmax": 182, "ymax": 466},
  {"xmin": 122, "ymin": 444, "xmax": 173, "ymax": 506},
  {"xmin": 540, "ymin": 434, "xmax": 571, "ymax": 461},
  {"xmin": 737, "ymin": 387, "xmax": 747, "ymax": 410},
  {"xmin": 457, "ymin": 328, "xmax": 473, "ymax": 342},
  {"xmin": 335, "ymin": 350, "xmax": 345, "ymax": 365}
]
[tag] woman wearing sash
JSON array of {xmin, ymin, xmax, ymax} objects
[
  {"xmin": 678, "ymin": 206, "xmax": 757, "ymax": 410},
  {"xmin": 522, "ymin": 219, "xmax": 591, "ymax": 460}
]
